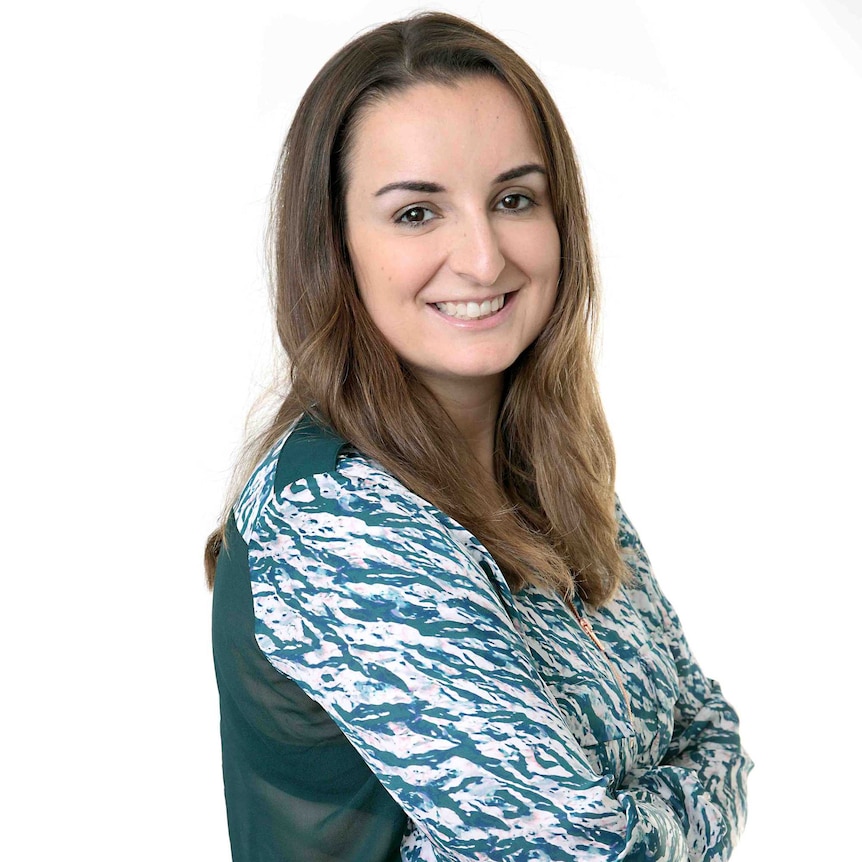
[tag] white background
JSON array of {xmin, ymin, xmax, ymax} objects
[{"xmin": 3, "ymin": 1, "xmax": 859, "ymax": 859}]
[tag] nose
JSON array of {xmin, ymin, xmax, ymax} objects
[{"xmin": 449, "ymin": 212, "xmax": 506, "ymax": 287}]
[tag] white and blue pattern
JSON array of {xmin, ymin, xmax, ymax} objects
[{"xmin": 235, "ymin": 431, "xmax": 751, "ymax": 861}]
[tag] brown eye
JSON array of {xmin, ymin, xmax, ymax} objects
[
  {"xmin": 496, "ymin": 193, "xmax": 534, "ymax": 213},
  {"xmin": 395, "ymin": 205, "xmax": 436, "ymax": 227}
]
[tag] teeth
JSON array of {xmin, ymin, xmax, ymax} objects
[{"xmin": 435, "ymin": 294, "xmax": 505, "ymax": 320}]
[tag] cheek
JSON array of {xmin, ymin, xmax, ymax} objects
[
  {"xmin": 526, "ymin": 225, "xmax": 561, "ymax": 320},
  {"xmin": 354, "ymin": 239, "xmax": 440, "ymax": 306},
  {"xmin": 506, "ymin": 217, "xmax": 560, "ymax": 271},
  {"xmin": 348, "ymin": 229, "xmax": 390, "ymax": 307},
  {"xmin": 536, "ymin": 225, "xmax": 562, "ymax": 278}
]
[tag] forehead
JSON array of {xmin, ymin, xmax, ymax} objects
[{"xmin": 346, "ymin": 77, "xmax": 543, "ymax": 189}]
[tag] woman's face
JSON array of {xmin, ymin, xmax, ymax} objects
[{"xmin": 344, "ymin": 76, "xmax": 560, "ymax": 403}]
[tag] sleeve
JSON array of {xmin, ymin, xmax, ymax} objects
[
  {"xmin": 247, "ymin": 469, "xmax": 691, "ymax": 862},
  {"xmin": 616, "ymin": 502, "xmax": 753, "ymax": 862}
]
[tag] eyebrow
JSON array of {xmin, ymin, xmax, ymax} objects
[{"xmin": 373, "ymin": 163, "xmax": 547, "ymax": 197}]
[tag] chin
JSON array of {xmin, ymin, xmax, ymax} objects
[{"xmin": 435, "ymin": 363, "xmax": 514, "ymax": 384}]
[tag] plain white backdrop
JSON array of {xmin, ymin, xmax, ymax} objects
[{"xmin": 3, "ymin": 1, "xmax": 859, "ymax": 859}]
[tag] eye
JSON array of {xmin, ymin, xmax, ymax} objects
[
  {"xmin": 495, "ymin": 193, "xmax": 536, "ymax": 213},
  {"xmin": 395, "ymin": 205, "xmax": 437, "ymax": 227}
]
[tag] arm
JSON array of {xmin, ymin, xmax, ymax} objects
[
  {"xmin": 248, "ymin": 465, "xmax": 689, "ymax": 862},
  {"xmin": 616, "ymin": 502, "xmax": 753, "ymax": 861}
]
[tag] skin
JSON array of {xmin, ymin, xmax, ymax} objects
[{"xmin": 345, "ymin": 76, "xmax": 561, "ymax": 480}]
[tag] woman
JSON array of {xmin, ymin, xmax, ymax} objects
[{"xmin": 207, "ymin": 12, "xmax": 751, "ymax": 861}]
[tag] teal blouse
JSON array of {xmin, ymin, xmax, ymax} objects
[{"xmin": 212, "ymin": 414, "xmax": 751, "ymax": 860}]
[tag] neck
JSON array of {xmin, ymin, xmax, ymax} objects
[{"xmin": 419, "ymin": 373, "xmax": 503, "ymax": 484}]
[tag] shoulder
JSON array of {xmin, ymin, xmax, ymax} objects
[
  {"xmin": 614, "ymin": 495, "xmax": 647, "ymax": 568},
  {"xmin": 234, "ymin": 413, "xmax": 357, "ymax": 541},
  {"xmin": 613, "ymin": 497, "xmax": 676, "ymax": 634},
  {"xmin": 239, "ymin": 418, "xmax": 513, "ymax": 670},
  {"xmin": 233, "ymin": 414, "xmax": 462, "ymax": 559}
]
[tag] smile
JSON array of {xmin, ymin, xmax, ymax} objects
[{"xmin": 434, "ymin": 294, "xmax": 507, "ymax": 321}]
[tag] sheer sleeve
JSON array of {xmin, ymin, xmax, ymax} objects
[
  {"xmin": 616, "ymin": 502, "xmax": 753, "ymax": 861},
  {"xmin": 247, "ymin": 465, "xmax": 693, "ymax": 861}
]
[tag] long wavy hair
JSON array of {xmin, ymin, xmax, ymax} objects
[{"xmin": 205, "ymin": 11, "xmax": 628, "ymax": 605}]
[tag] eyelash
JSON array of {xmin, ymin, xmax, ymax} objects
[
  {"xmin": 496, "ymin": 193, "xmax": 537, "ymax": 214},
  {"xmin": 394, "ymin": 193, "xmax": 538, "ymax": 228},
  {"xmin": 395, "ymin": 206, "xmax": 437, "ymax": 228}
]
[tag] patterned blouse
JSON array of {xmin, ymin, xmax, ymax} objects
[{"xmin": 212, "ymin": 414, "xmax": 752, "ymax": 861}]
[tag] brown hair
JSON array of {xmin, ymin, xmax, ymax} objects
[{"xmin": 205, "ymin": 11, "xmax": 628, "ymax": 605}]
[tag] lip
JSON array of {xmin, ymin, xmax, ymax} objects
[{"xmin": 428, "ymin": 290, "xmax": 517, "ymax": 329}]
